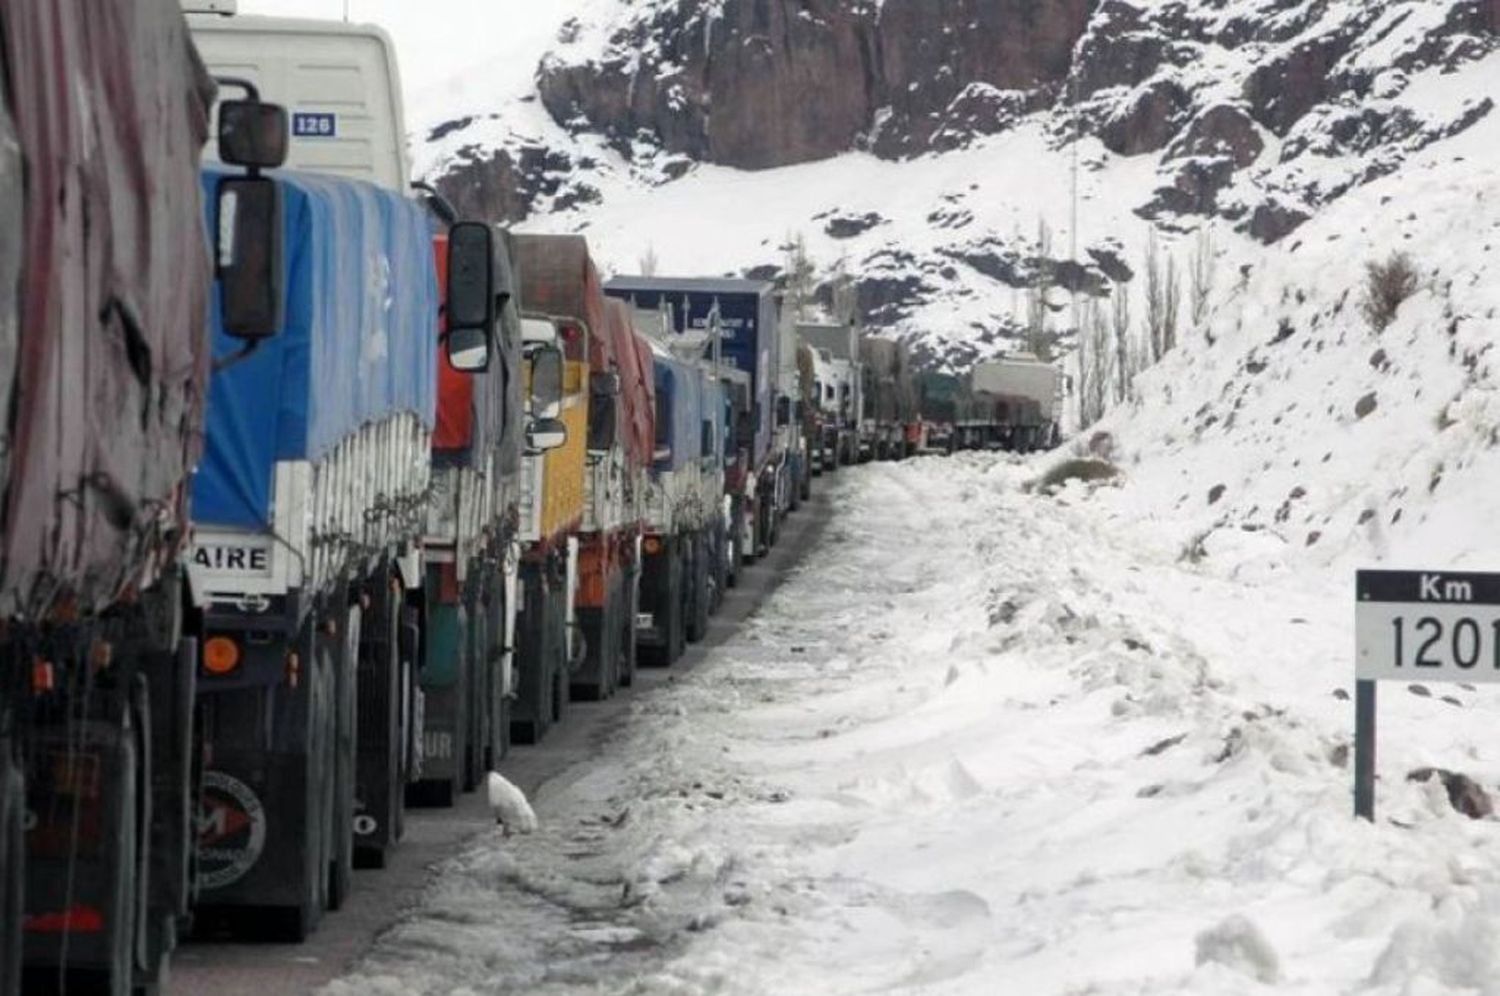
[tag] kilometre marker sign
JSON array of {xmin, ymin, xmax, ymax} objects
[{"xmin": 1356, "ymin": 570, "xmax": 1500, "ymax": 682}]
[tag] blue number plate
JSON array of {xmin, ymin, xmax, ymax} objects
[{"xmin": 292, "ymin": 112, "xmax": 337, "ymax": 138}]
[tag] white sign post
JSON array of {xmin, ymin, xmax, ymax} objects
[{"xmin": 1355, "ymin": 570, "xmax": 1500, "ymax": 820}]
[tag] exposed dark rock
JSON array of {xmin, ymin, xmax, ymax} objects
[
  {"xmin": 1141, "ymin": 156, "xmax": 1237, "ymax": 218},
  {"xmin": 1246, "ymin": 198, "xmax": 1312, "ymax": 244},
  {"xmin": 1087, "ymin": 246, "xmax": 1134, "ymax": 283},
  {"xmin": 434, "ymin": 142, "xmax": 580, "ymax": 224},
  {"xmin": 1073, "ymin": 1, "xmax": 1172, "ymax": 96},
  {"xmin": 1354, "ymin": 392, "xmax": 1378, "ymax": 419},
  {"xmin": 428, "ymin": 116, "xmax": 478, "ymax": 143},
  {"xmin": 540, "ymin": 0, "xmax": 1094, "ymax": 169},
  {"xmin": 1245, "ymin": 28, "xmax": 1364, "ymax": 136},
  {"xmin": 1100, "ymin": 78, "xmax": 1193, "ymax": 155},
  {"xmin": 743, "ymin": 264, "xmax": 781, "ymax": 282},
  {"xmin": 824, "ymin": 212, "xmax": 887, "ymax": 239},
  {"xmin": 1167, "ymin": 104, "xmax": 1265, "ymax": 168},
  {"xmin": 1408, "ymin": 767, "xmax": 1495, "ymax": 819}
]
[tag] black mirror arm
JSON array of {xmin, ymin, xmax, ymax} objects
[
  {"xmin": 412, "ymin": 181, "xmax": 457, "ymax": 225},
  {"xmin": 212, "ymin": 339, "xmax": 263, "ymax": 375}
]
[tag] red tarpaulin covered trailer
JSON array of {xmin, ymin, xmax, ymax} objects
[{"xmin": 0, "ymin": 0, "xmax": 216, "ymax": 619}]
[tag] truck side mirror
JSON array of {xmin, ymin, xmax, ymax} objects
[
  {"xmin": 588, "ymin": 372, "xmax": 619, "ymax": 452},
  {"xmin": 446, "ymin": 221, "xmax": 494, "ymax": 373},
  {"xmin": 526, "ymin": 417, "xmax": 568, "ymax": 454},
  {"xmin": 529, "ymin": 344, "xmax": 564, "ymax": 420},
  {"xmin": 218, "ymin": 99, "xmax": 289, "ymax": 171},
  {"xmin": 215, "ymin": 175, "xmax": 284, "ymax": 340},
  {"xmin": 775, "ymin": 396, "xmax": 791, "ymax": 427},
  {"xmin": 701, "ymin": 420, "xmax": 714, "ymax": 459}
]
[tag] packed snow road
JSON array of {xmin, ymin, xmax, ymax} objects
[{"xmin": 324, "ymin": 456, "xmax": 1500, "ymax": 996}]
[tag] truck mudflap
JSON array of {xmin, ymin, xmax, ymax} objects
[
  {"xmin": 512, "ymin": 558, "xmax": 568, "ymax": 746},
  {"xmin": 407, "ymin": 595, "xmax": 465, "ymax": 808},
  {"xmin": 572, "ymin": 565, "xmax": 627, "ymax": 702},
  {"xmin": 637, "ymin": 535, "xmax": 686, "ymax": 667},
  {"xmin": 193, "ymin": 616, "xmax": 338, "ymax": 941},
  {"xmin": 22, "ymin": 718, "xmax": 140, "ymax": 990},
  {"xmin": 140, "ymin": 633, "xmax": 198, "ymax": 986},
  {"xmin": 355, "ymin": 573, "xmax": 405, "ymax": 863},
  {"xmin": 1, "ymin": 735, "xmax": 22, "ymax": 994}
]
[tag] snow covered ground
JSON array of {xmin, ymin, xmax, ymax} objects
[{"xmin": 322, "ymin": 451, "xmax": 1500, "ymax": 996}]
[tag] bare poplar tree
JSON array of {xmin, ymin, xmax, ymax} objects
[
  {"xmin": 639, "ymin": 243, "xmax": 660, "ymax": 277},
  {"xmin": 1026, "ymin": 219, "xmax": 1054, "ymax": 361},
  {"xmin": 1111, "ymin": 281, "xmax": 1131, "ymax": 403},
  {"xmin": 1075, "ymin": 297, "xmax": 1091, "ymax": 429},
  {"xmin": 830, "ymin": 256, "xmax": 858, "ymax": 326},
  {"xmin": 1189, "ymin": 226, "xmax": 1216, "ymax": 331},
  {"xmin": 783, "ymin": 232, "xmax": 816, "ymax": 322},
  {"xmin": 1144, "ymin": 227, "xmax": 1165, "ymax": 364},
  {"xmin": 1164, "ymin": 252, "xmax": 1182, "ymax": 354}
]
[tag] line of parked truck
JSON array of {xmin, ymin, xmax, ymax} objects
[{"xmin": 0, "ymin": 2, "xmax": 1065, "ymax": 993}]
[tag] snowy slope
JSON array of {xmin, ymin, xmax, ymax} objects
[
  {"xmin": 403, "ymin": 0, "xmax": 1497, "ymax": 370},
  {"xmin": 1089, "ymin": 53, "xmax": 1500, "ymax": 577},
  {"xmin": 323, "ymin": 452, "xmax": 1500, "ymax": 995}
]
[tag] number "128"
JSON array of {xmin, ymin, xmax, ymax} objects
[{"xmin": 1393, "ymin": 616, "xmax": 1500, "ymax": 669}]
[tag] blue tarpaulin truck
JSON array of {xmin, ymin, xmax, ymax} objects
[
  {"xmin": 189, "ymin": 167, "xmax": 441, "ymax": 938},
  {"xmin": 605, "ymin": 278, "xmax": 783, "ymax": 565}
]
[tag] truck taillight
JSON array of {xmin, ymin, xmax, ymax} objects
[{"xmin": 202, "ymin": 636, "xmax": 242, "ymax": 676}]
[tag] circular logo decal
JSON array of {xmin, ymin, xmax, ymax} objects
[{"xmin": 197, "ymin": 771, "xmax": 267, "ymax": 891}]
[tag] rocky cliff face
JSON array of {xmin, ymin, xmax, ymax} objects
[
  {"xmin": 438, "ymin": 0, "xmax": 1496, "ymax": 242},
  {"xmin": 421, "ymin": 0, "xmax": 1499, "ymax": 359},
  {"xmin": 537, "ymin": 0, "xmax": 1093, "ymax": 167}
]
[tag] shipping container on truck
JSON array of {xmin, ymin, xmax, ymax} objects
[
  {"xmin": 630, "ymin": 307, "xmax": 729, "ymax": 667},
  {"xmin": 0, "ymin": 0, "xmax": 286, "ymax": 989},
  {"xmin": 859, "ymin": 336, "xmax": 918, "ymax": 461},
  {"xmin": 798, "ymin": 322, "xmax": 864, "ymax": 466},
  {"xmin": 798, "ymin": 344, "xmax": 830, "ymax": 477},
  {"xmin": 605, "ymin": 278, "xmax": 783, "ymax": 564},
  {"xmin": 403, "ymin": 229, "xmax": 527, "ymax": 822},
  {"xmin": 916, "ymin": 372, "xmax": 962, "ymax": 453},
  {"xmin": 508, "ymin": 235, "xmax": 599, "ymax": 743},
  {"xmin": 968, "ymin": 353, "xmax": 1063, "ymax": 451}
]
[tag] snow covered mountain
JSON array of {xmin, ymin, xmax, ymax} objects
[{"xmin": 415, "ymin": 0, "xmax": 1498, "ymax": 370}]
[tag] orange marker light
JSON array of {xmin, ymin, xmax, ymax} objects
[
  {"xmin": 643, "ymin": 536, "xmax": 663, "ymax": 555},
  {"xmin": 202, "ymin": 636, "xmax": 241, "ymax": 676}
]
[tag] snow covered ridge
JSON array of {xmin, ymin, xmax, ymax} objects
[
  {"xmin": 324, "ymin": 457, "xmax": 1500, "ymax": 994},
  {"xmin": 418, "ymin": 0, "xmax": 1497, "ymax": 366},
  {"xmin": 1085, "ymin": 78, "xmax": 1500, "ymax": 578}
]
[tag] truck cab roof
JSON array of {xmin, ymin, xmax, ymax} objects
[{"xmin": 185, "ymin": 11, "xmax": 411, "ymax": 192}]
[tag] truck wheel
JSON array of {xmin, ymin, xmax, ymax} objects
[{"xmin": 686, "ymin": 538, "xmax": 709, "ymax": 644}]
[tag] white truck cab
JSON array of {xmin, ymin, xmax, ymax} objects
[{"xmin": 182, "ymin": 1, "xmax": 412, "ymax": 190}]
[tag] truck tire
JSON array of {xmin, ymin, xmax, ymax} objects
[
  {"xmin": 355, "ymin": 574, "xmax": 403, "ymax": 868},
  {"xmin": 686, "ymin": 535, "xmax": 709, "ymax": 644}
]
